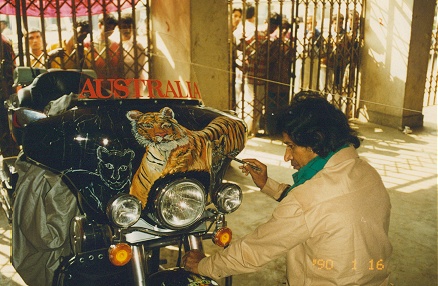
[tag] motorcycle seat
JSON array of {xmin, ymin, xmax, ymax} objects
[{"xmin": 15, "ymin": 70, "xmax": 95, "ymax": 111}]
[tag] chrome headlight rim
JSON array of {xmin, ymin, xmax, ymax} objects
[
  {"xmin": 155, "ymin": 178, "xmax": 206, "ymax": 230},
  {"xmin": 70, "ymin": 215, "xmax": 112, "ymax": 254},
  {"xmin": 106, "ymin": 193, "xmax": 142, "ymax": 228},
  {"xmin": 214, "ymin": 183, "xmax": 243, "ymax": 214}
]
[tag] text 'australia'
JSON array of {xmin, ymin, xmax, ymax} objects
[{"xmin": 79, "ymin": 79, "xmax": 202, "ymax": 99}]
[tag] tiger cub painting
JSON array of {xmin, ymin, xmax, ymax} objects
[{"xmin": 126, "ymin": 107, "xmax": 246, "ymax": 208}]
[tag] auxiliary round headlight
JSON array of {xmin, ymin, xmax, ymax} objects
[
  {"xmin": 214, "ymin": 183, "xmax": 242, "ymax": 213},
  {"xmin": 107, "ymin": 194, "xmax": 142, "ymax": 228},
  {"xmin": 156, "ymin": 179, "xmax": 206, "ymax": 229}
]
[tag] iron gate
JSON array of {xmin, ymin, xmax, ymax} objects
[
  {"xmin": 0, "ymin": 0, "xmax": 151, "ymax": 94},
  {"xmin": 229, "ymin": 0, "xmax": 364, "ymax": 136},
  {"xmin": 424, "ymin": 2, "xmax": 438, "ymax": 107}
]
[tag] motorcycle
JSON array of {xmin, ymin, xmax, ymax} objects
[{"xmin": 0, "ymin": 34, "xmax": 247, "ymax": 286}]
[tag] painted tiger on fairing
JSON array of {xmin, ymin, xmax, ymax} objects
[{"xmin": 126, "ymin": 107, "xmax": 246, "ymax": 208}]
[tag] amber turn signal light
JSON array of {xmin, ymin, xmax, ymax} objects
[
  {"xmin": 212, "ymin": 227, "xmax": 232, "ymax": 247},
  {"xmin": 108, "ymin": 243, "xmax": 132, "ymax": 266}
]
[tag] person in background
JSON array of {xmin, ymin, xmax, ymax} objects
[
  {"xmin": 326, "ymin": 13, "xmax": 349, "ymax": 96},
  {"xmin": 48, "ymin": 20, "xmax": 91, "ymax": 70},
  {"xmin": 183, "ymin": 91, "xmax": 392, "ymax": 286},
  {"xmin": 302, "ymin": 15, "xmax": 323, "ymax": 90},
  {"xmin": 119, "ymin": 14, "xmax": 146, "ymax": 97},
  {"xmin": 231, "ymin": 8, "xmax": 242, "ymax": 32},
  {"xmin": 265, "ymin": 16, "xmax": 294, "ymax": 135},
  {"xmin": 85, "ymin": 14, "xmax": 123, "ymax": 81},
  {"xmin": 343, "ymin": 9, "xmax": 361, "ymax": 118},
  {"xmin": 234, "ymin": 6, "xmax": 269, "ymax": 136},
  {"xmin": 0, "ymin": 19, "xmax": 12, "ymax": 39},
  {"xmin": 25, "ymin": 29, "xmax": 62, "ymax": 68},
  {"xmin": 0, "ymin": 18, "xmax": 14, "ymax": 93},
  {"xmin": 0, "ymin": 18, "xmax": 18, "ymax": 157},
  {"xmin": 26, "ymin": 29, "xmax": 46, "ymax": 68},
  {"xmin": 230, "ymin": 7, "xmax": 243, "ymax": 109}
]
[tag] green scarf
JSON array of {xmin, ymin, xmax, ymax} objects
[{"xmin": 279, "ymin": 145, "xmax": 348, "ymax": 201}]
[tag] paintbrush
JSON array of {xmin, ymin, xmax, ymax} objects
[{"xmin": 220, "ymin": 152, "xmax": 262, "ymax": 172}]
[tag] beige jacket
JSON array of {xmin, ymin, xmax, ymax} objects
[{"xmin": 199, "ymin": 146, "xmax": 392, "ymax": 285}]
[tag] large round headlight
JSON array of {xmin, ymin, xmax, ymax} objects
[
  {"xmin": 214, "ymin": 183, "xmax": 242, "ymax": 213},
  {"xmin": 107, "ymin": 194, "xmax": 142, "ymax": 228},
  {"xmin": 156, "ymin": 178, "xmax": 206, "ymax": 229}
]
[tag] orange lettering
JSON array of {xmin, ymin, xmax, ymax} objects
[
  {"xmin": 79, "ymin": 78, "xmax": 200, "ymax": 99},
  {"xmin": 133, "ymin": 79, "xmax": 146, "ymax": 98},
  {"xmin": 114, "ymin": 79, "xmax": 130, "ymax": 98},
  {"xmin": 175, "ymin": 81, "xmax": 185, "ymax": 98},
  {"xmin": 97, "ymin": 79, "xmax": 112, "ymax": 99},
  {"xmin": 193, "ymin": 82, "xmax": 202, "ymax": 99},
  {"xmin": 165, "ymin": 81, "xmax": 178, "ymax": 98},
  {"xmin": 79, "ymin": 78, "xmax": 98, "ymax": 99},
  {"xmin": 146, "ymin": 79, "xmax": 164, "ymax": 98},
  {"xmin": 186, "ymin": 81, "xmax": 192, "ymax": 98}
]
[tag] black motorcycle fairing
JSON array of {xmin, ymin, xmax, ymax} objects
[
  {"xmin": 22, "ymin": 100, "xmax": 227, "ymax": 172},
  {"xmin": 20, "ymin": 100, "xmax": 245, "ymax": 224},
  {"xmin": 10, "ymin": 107, "xmax": 47, "ymax": 146},
  {"xmin": 62, "ymin": 148, "xmax": 136, "ymax": 224}
]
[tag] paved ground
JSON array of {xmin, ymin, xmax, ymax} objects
[{"xmin": 0, "ymin": 106, "xmax": 436, "ymax": 285}]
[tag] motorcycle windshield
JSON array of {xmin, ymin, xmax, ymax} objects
[{"xmin": 20, "ymin": 32, "xmax": 247, "ymax": 222}]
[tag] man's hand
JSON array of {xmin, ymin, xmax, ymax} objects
[
  {"xmin": 239, "ymin": 158, "xmax": 268, "ymax": 189},
  {"xmin": 182, "ymin": 249, "xmax": 205, "ymax": 274},
  {"xmin": 47, "ymin": 48, "xmax": 65, "ymax": 58}
]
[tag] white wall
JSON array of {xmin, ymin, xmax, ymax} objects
[{"xmin": 359, "ymin": 0, "xmax": 434, "ymax": 128}]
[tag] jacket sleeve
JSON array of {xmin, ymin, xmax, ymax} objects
[
  {"xmin": 260, "ymin": 177, "xmax": 290, "ymax": 201},
  {"xmin": 198, "ymin": 194, "xmax": 309, "ymax": 280}
]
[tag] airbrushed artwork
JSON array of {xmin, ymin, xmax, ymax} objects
[
  {"xmin": 126, "ymin": 107, "xmax": 246, "ymax": 208},
  {"xmin": 61, "ymin": 106, "xmax": 246, "ymax": 212},
  {"xmin": 65, "ymin": 146, "xmax": 135, "ymax": 212}
]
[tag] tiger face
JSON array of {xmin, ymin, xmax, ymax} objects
[{"xmin": 126, "ymin": 107, "xmax": 189, "ymax": 150}]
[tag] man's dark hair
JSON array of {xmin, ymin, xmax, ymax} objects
[
  {"xmin": 76, "ymin": 20, "xmax": 90, "ymax": 34},
  {"xmin": 233, "ymin": 8, "xmax": 243, "ymax": 15},
  {"xmin": 98, "ymin": 14, "xmax": 118, "ymax": 26},
  {"xmin": 279, "ymin": 91, "xmax": 360, "ymax": 157},
  {"xmin": 120, "ymin": 14, "xmax": 134, "ymax": 26},
  {"xmin": 246, "ymin": 6, "xmax": 255, "ymax": 20},
  {"xmin": 24, "ymin": 29, "xmax": 42, "ymax": 37},
  {"xmin": 269, "ymin": 12, "xmax": 282, "ymax": 26}
]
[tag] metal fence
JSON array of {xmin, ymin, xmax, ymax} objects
[
  {"xmin": 0, "ymin": 0, "xmax": 150, "ymax": 92},
  {"xmin": 424, "ymin": 2, "xmax": 438, "ymax": 107},
  {"xmin": 229, "ymin": 0, "xmax": 364, "ymax": 136}
]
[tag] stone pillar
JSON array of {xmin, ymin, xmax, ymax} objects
[
  {"xmin": 359, "ymin": 0, "xmax": 435, "ymax": 128},
  {"xmin": 190, "ymin": 0, "xmax": 230, "ymax": 110},
  {"xmin": 150, "ymin": 0, "xmax": 229, "ymax": 110}
]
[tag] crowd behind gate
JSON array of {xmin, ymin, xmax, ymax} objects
[
  {"xmin": 231, "ymin": 4, "xmax": 362, "ymax": 137},
  {"xmin": 0, "ymin": 12, "xmax": 149, "ymax": 157},
  {"xmin": 0, "ymin": 12, "xmax": 148, "ymax": 95},
  {"xmin": 0, "ymin": 5, "xmax": 362, "ymax": 142}
]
